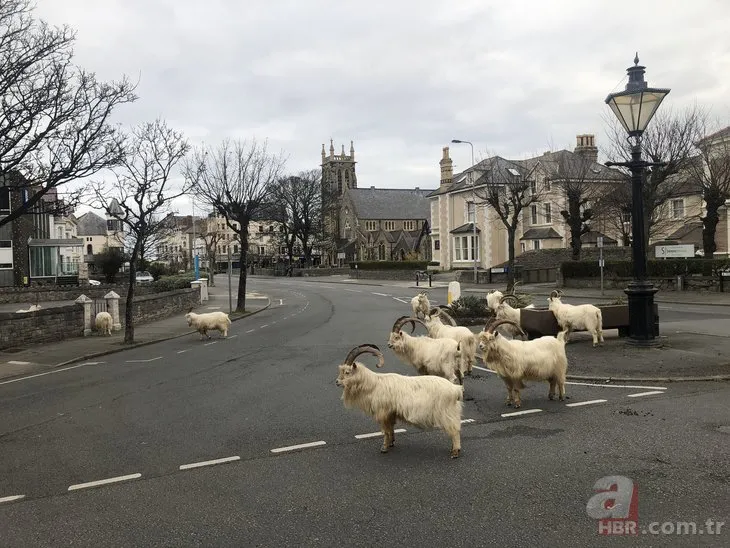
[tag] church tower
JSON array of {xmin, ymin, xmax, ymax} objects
[{"xmin": 321, "ymin": 139, "xmax": 357, "ymax": 243}]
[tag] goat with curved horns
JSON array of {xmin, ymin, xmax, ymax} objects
[
  {"xmin": 477, "ymin": 319, "xmax": 568, "ymax": 409},
  {"xmin": 336, "ymin": 344, "xmax": 463, "ymax": 458},
  {"xmin": 423, "ymin": 306, "xmax": 478, "ymax": 376},
  {"xmin": 547, "ymin": 290, "xmax": 604, "ymax": 347},
  {"xmin": 388, "ymin": 316, "xmax": 464, "ymax": 385}
]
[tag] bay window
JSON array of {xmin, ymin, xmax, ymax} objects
[{"xmin": 453, "ymin": 235, "xmax": 479, "ymax": 262}]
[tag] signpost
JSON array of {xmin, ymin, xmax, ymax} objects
[
  {"xmin": 227, "ymin": 245, "xmax": 233, "ymax": 314},
  {"xmin": 654, "ymin": 244, "xmax": 694, "ymax": 259},
  {"xmin": 597, "ymin": 236, "xmax": 604, "ymax": 296}
]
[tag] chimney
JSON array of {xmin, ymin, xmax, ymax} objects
[
  {"xmin": 440, "ymin": 146, "xmax": 453, "ymax": 191},
  {"xmin": 574, "ymin": 134, "xmax": 598, "ymax": 164}
]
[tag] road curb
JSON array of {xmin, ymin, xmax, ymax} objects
[
  {"xmin": 53, "ymin": 297, "xmax": 271, "ymax": 368},
  {"xmin": 565, "ymin": 373, "xmax": 730, "ymax": 383}
]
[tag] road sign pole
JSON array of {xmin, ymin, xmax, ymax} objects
[
  {"xmin": 598, "ymin": 237, "xmax": 604, "ymax": 296},
  {"xmin": 228, "ymin": 245, "xmax": 233, "ymax": 314}
]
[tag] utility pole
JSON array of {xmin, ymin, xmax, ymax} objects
[{"xmin": 227, "ymin": 243, "xmax": 232, "ymax": 314}]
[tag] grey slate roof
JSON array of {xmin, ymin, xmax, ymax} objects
[
  {"xmin": 520, "ymin": 227, "xmax": 562, "ymax": 240},
  {"xmin": 348, "ymin": 187, "xmax": 434, "ymax": 220},
  {"xmin": 581, "ymin": 230, "xmax": 617, "ymax": 245},
  {"xmin": 76, "ymin": 212, "xmax": 108, "ymax": 236},
  {"xmin": 450, "ymin": 222, "xmax": 481, "ymax": 234}
]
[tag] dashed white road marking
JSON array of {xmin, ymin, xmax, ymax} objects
[
  {"xmin": 179, "ymin": 456, "xmax": 240, "ymax": 470},
  {"xmin": 177, "ymin": 349, "xmax": 190, "ymax": 354},
  {"xmin": 68, "ymin": 473, "xmax": 142, "ymax": 491},
  {"xmin": 343, "ymin": 289, "xmax": 361, "ymax": 293},
  {"xmin": 227, "ymin": 335, "xmax": 238, "ymax": 339},
  {"xmin": 392, "ymin": 297, "xmax": 409, "ymax": 304},
  {"xmin": 260, "ymin": 324, "xmax": 269, "ymax": 328},
  {"xmin": 566, "ymin": 399, "xmax": 607, "ymax": 408},
  {"xmin": 461, "ymin": 418, "xmax": 476, "ymax": 423},
  {"xmin": 0, "ymin": 363, "xmax": 87, "ymax": 385},
  {"xmin": 246, "ymin": 329, "xmax": 255, "ymax": 333},
  {"xmin": 565, "ymin": 382, "xmax": 667, "ymax": 390},
  {"xmin": 279, "ymin": 299, "xmax": 283, "ymax": 305},
  {"xmin": 355, "ymin": 429, "xmax": 407, "ymax": 439},
  {"xmin": 7, "ymin": 360, "xmax": 30, "ymax": 365},
  {"xmin": 372, "ymin": 292, "xmax": 390, "ymax": 297},
  {"xmin": 501, "ymin": 409, "xmax": 543, "ymax": 418},
  {"xmin": 270, "ymin": 441, "xmax": 327, "ymax": 454},
  {"xmin": 627, "ymin": 391, "xmax": 665, "ymax": 398},
  {"xmin": 125, "ymin": 357, "xmax": 162, "ymax": 363},
  {"xmin": 0, "ymin": 495, "xmax": 25, "ymax": 504},
  {"xmin": 473, "ymin": 365, "xmax": 495, "ymax": 374},
  {"xmin": 204, "ymin": 341, "xmax": 218, "ymax": 346},
  {"xmin": 206, "ymin": 306, "xmax": 221, "ymax": 310}
]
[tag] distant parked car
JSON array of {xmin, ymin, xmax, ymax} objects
[
  {"xmin": 135, "ymin": 271, "xmax": 154, "ymax": 284},
  {"xmin": 87, "ymin": 279, "xmax": 101, "ymax": 286}
]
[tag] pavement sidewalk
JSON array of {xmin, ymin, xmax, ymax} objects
[{"xmin": 0, "ymin": 287, "xmax": 271, "ymax": 382}]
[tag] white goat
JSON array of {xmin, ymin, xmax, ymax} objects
[
  {"xmin": 478, "ymin": 319, "xmax": 568, "ymax": 409},
  {"xmin": 95, "ymin": 311, "xmax": 113, "ymax": 336},
  {"xmin": 336, "ymin": 344, "xmax": 463, "ymax": 458},
  {"xmin": 486, "ymin": 290, "xmax": 504, "ymax": 312},
  {"xmin": 423, "ymin": 306, "xmax": 478, "ymax": 376},
  {"xmin": 494, "ymin": 295, "xmax": 535, "ymax": 338},
  {"xmin": 15, "ymin": 304, "xmax": 42, "ymax": 313},
  {"xmin": 185, "ymin": 309, "xmax": 231, "ymax": 340},
  {"xmin": 387, "ymin": 316, "xmax": 464, "ymax": 385},
  {"xmin": 547, "ymin": 290, "xmax": 604, "ymax": 347},
  {"xmin": 410, "ymin": 291, "xmax": 430, "ymax": 319}
]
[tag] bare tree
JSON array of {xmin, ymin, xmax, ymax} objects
[
  {"xmin": 687, "ymin": 128, "xmax": 730, "ymax": 258},
  {"xmin": 0, "ymin": 0, "xmax": 137, "ymax": 227},
  {"xmin": 185, "ymin": 139, "xmax": 286, "ymax": 312},
  {"xmin": 198, "ymin": 218, "xmax": 226, "ymax": 286},
  {"xmin": 604, "ymin": 104, "xmax": 707, "ymax": 244},
  {"xmin": 474, "ymin": 156, "xmax": 542, "ymax": 291},
  {"xmin": 593, "ymin": 184, "xmax": 633, "ymax": 246},
  {"xmin": 90, "ymin": 119, "xmax": 190, "ymax": 343}
]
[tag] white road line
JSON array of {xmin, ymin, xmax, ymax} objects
[
  {"xmin": 372, "ymin": 292, "xmax": 390, "ymax": 297},
  {"xmin": 461, "ymin": 418, "xmax": 476, "ymax": 423},
  {"xmin": 501, "ymin": 409, "xmax": 543, "ymax": 418},
  {"xmin": 0, "ymin": 363, "xmax": 87, "ymax": 386},
  {"xmin": 179, "ymin": 456, "xmax": 240, "ymax": 470},
  {"xmin": 270, "ymin": 441, "xmax": 327, "ymax": 454},
  {"xmin": 125, "ymin": 357, "xmax": 162, "ymax": 363},
  {"xmin": 343, "ymin": 289, "xmax": 361, "ymax": 293},
  {"xmin": 566, "ymin": 382, "xmax": 667, "ymax": 390},
  {"xmin": 206, "ymin": 306, "xmax": 221, "ymax": 310},
  {"xmin": 246, "ymin": 329, "xmax": 255, "ymax": 333},
  {"xmin": 177, "ymin": 349, "xmax": 190, "ymax": 354},
  {"xmin": 0, "ymin": 495, "xmax": 25, "ymax": 504},
  {"xmin": 83, "ymin": 361, "xmax": 105, "ymax": 365},
  {"xmin": 227, "ymin": 335, "xmax": 238, "ymax": 339},
  {"xmin": 204, "ymin": 341, "xmax": 218, "ymax": 346},
  {"xmin": 392, "ymin": 297, "xmax": 409, "ymax": 304},
  {"xmin": 473, "ymin": 365, "xmax": 495, "ymax": 374},
  {"xmin": 355, "ymin": 429, "xmax": 407, "ymax": 439},
  {"xmin": 260, "ymin": 324, "xmax": 269, "ymax": 328},
  {"xmin": 6, "ymin": 360, "xmax": 30, "ymax": 365},
  {"xmin": 627, "ymin": 391, "xmax": 665, "ymax": 398},
  {"xmin": 566, "ymin": 399, "xmax": 607, "ymax": 407},
  {"xmin": 279, "ymin": 299, "xmax": 283, "ymax": 305},
  {"xmin": 68, "ymin": 473, "xmax": 142, "ymax": 491}
]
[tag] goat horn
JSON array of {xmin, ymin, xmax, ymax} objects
[
  {"xmin": 438, "ymin": 308, "xmax": 457, "ymax": 326},
  {"xmin": 549, "ymin": 290, "xmax": 561, "ymax": 299},
  {"xmin": 499, "ymin": 295, "xmax": 518, "ymax": 305},
  {"xmin": 485, "ymin": 319, "xmax": 525, "ymax": 337},
  {"xmin": 187, "ymin": 306, "xmax": 194, "ymax": 313},
  {"xmin": 392, "ymin": 315, "xmax": 418, "ymax": 334},
  {"xmin": 428, "ymin": 307, "xmax": 440, "ymax": 316},
  {"xmin": 344, "ymin": 344, "xmax": 385, "ymax": 368}
]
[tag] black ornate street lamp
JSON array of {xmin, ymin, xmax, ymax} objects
[{"xmin": 605, "ymin": 54, "xmax": 670, "ymax": 346}]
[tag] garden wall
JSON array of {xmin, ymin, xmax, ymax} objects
[{"xmin": 0, "ymin": 304, "xmax": 84, "ymax": 350}]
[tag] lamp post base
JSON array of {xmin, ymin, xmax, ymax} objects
[{"xmin": 624, "ymin": 281, "xmax": 661, "ymax": 347}]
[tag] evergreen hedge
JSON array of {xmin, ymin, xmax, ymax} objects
[
  {"xmin": 349, "ymin": 261, "xmax": 430, "ymax": 270},
  {"xmin": 561, "ymin": 258, "xmax": 730, "ymax": 279}
]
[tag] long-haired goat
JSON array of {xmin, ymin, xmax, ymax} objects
[
  {"xmin": 547, "ymin": 290, "xmax": 604, "ymax": 347},
  {"xmin": 494, "ymin": 295, "xmax": 535, "ymax": 338},
  {"xmin": 387, "ymin": 316, "xmax": 464, "ymax": 385},
  {"xmin": 410, "ymin": 291, "xmax": 431, "ymax": 319},
  {"xmin": 336, "ymin": 344, "xmax": 463, "ymax": 458},
  {"xmin": 477, "ymin": 319, "xmax": 568, "ymax": 409},
  {"xmin": 185, "ymin": 308, "xmax": 231, "ymax": 340},
  {"xmin": 424, "ymin": 306, "xmax": 478, "ymax": 376},
  {"xmin": 95, "ymin": 311, "xmax": 113, "ymax": 336}
]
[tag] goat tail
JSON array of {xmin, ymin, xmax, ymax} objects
[
  {"xmin": 556, "ymin": 330, "xmax": 567, "ymax": 344},
  {"xmin": 596, "ymin": 309, "xmax": 603, "ymax": 331}
]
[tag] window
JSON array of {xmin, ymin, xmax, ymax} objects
[
  {"xmin": 544, "ymin": 203, "xmax": 552, "ymax": 224},
  {"xmin": 269, "ymin": 226, "xmax": 274, "ymax": 232},
  {"xmin": 280, "ymin": 246, "xmax": 287, "ymax": 255},
  {"xmin": 621, "ymin": 210, "xmax": 631, "ymax": 224},
  {"xmin": 86, "ymin": 244, "xmax": 92, "ymax": 254},
  {"xmin": 434, "ymin": 239, "xmax": 440, "ymax": 250},
  {"xmin": 453, "ymin": 235, "xmax": 478, "ymax": 261},
  {"xmin": 30, "ymin": 246, "xmax": 58, "ymax": 277},
  {"xmin": 366, "ymin": 221, "xmax": 377, "ymax": 231},
  {"xmin": 384, "ymin": 221, "xmax": 395, "ymax": 231},
  {"xmin": 258, "ymin": 246, "xmax": 265, "ymax": 255},
  {"xmin": 404, "ymin": 220, "xmax": 416, "ymax": 231},
  {"xmin": 533, "ymin": 240, "xmax": 541, "ymax": 250},
  {"xmin": 671, "ymin": 199, "xmax": 685, "ymax": 219},
  {"xmin": 544, "ymin": 179, "xmax": 551, "ymax": 191},
  {"xmin": 466, "ymin": 202, "xmax": 475, "ymax": 223},
  {"xmin": 0, "ymin": 240, "xmax": 12, "ymax": 269},
  {"xmin": 258, "ymin": 225, "xmax": 263, "ymax": 232},
  {"xmin": 520, "ymin": 242, "xmax": 526, "ymax": 253},
  {"xmin": 530, "ymin": 180, "xmax": 537, "ymax": 195},
  {"xmin": 378, "ymin": 243, "xmax": 386, "ymax": 261},
  {"xmin": 0, "ymin": 187, "xmax": 9, "ymax": 215},
  {"xmin": 531, "ymin": 205, "xmax": 538, "ymax": 225}
]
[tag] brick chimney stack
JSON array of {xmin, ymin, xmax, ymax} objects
[
  {"xmin": 440, "ymin": 146, "xmax": 454, "ymax": 190},
  {"xmin": 574, "ymin": 134, "xmax": 599, "ymax": 164}
]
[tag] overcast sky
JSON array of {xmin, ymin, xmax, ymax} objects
[{"xmin": 35, "ymin": 0, "xmax": 730, "ymax": 218}]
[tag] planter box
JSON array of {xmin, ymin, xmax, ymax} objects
[{"xmin": 519, "ymin": 304, "xmax": 658, "ymax": 339}]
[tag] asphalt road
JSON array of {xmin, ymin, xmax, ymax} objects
[{"xmin": 0, "ymin": 277, "xmax": 728, "ymax": 547}]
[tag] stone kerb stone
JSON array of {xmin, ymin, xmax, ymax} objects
[
  {"xmin": 104, "ymin": 291, "xmax": 122, "ymax": 331},
  {"xmin": 75, "ymin": 294, "xmax": 93, "ymax": 336}
]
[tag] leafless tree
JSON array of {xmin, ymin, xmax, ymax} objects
[
  {"xmin": 603, "ymin": 104, "xmax": 708, "ymax": 244},
  {"xmin": 0, "ymin": 0, "xmax": 137, "ymax": 227},
  {"xmin": 474, "ymin": 156, "xmax": 542, "ymax": 291},
  {"xmin": 184, "ymin": 139, "xmax": 286, "ymax": 312},
  {"xmin": 90, "ymin": 119, "xmax": 190, "ymax": 344},
  {"xmin": 686, "ymin": 128, "xmax": 730, "ymax": 258},
  {"xmin": 198, "ymin": 218, "xmax": 227, "ymax": 286},
  {"xmin": 593, "ymin": 184, "xmax": 633, "ymax": 246}
]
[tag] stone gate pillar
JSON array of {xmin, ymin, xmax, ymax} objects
[
  {"xmin": 104, "ymin": 291, "xmax": 122, "ymax": 331},
  {"xmin": 75, "ymin": 294, "xmax": 93, "ymax": 336}
]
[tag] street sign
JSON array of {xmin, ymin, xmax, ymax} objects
[
  {"xmin": 599, "ymin": 259, "xmax": 604, "ymax": 267},
  {"xmin": 490, "ymin": 267, "xmax": 505, "ymax": 273},
  {"xmin": 337, "ymin": 252, "xmax": 345, "ymax": 259},
  {"xmin": 654, "ymin": 244, "xmax": 694, "ymax": 258},
  {"xmin": 597, "ymin": 236, "xmax": 603, "ymax": 248}
]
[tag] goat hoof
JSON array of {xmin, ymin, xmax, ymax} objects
[
  {"xmin": 450, "ymin": 450, "xmax": 460, "ymax": 459},
  {"xmin": 549, "ymin": 394, "xmax": 555, "ymax": 400},
  {"xmin": 380, "ymin": 447, "xmax": 389, "ymax": 454}
]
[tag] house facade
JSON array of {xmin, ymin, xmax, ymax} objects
[{"xmin": 76, "ymin": 202, "xmax": 126, "ymax": 275}]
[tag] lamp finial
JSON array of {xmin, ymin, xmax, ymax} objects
[{"xmin": 634, "ymin": 52, "xmax": 639, "ymax": 66}]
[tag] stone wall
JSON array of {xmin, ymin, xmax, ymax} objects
[
  {"xmin": 119, "ymin": 288, "xmax": 200, "ymax": 325},
  {"xmin": 562, "ymin": 275, "xmax": 719, "ymax": 292},
  {"xmin": 0, "ymin": 283, "xmax": 160, "ymax": 304},
  {"xmin": 349, "ymin": 269, "xmax": 432, "ymax": 281},
  {"xmin": 0, "ymin": 304, "xmax": 85, "ymax": 350}
]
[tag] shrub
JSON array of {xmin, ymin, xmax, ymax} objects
[
  {"xmin": 349, "ymin": 261, "xmax": 430, "ymax": 270},
  {"xmin": 151, "ymin": 274, "xmax": 195, "ymax": 292},
  {"xmin": 95, "ymin": 247, "xmax": 127, "ymax": 283},
  {"xmin": 561, "ymin": 258, "xmax": 730, "ymax": 279},
  {"xmin": 447, "ymin": 295, "xmax": 492, "ymax": 318}
]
